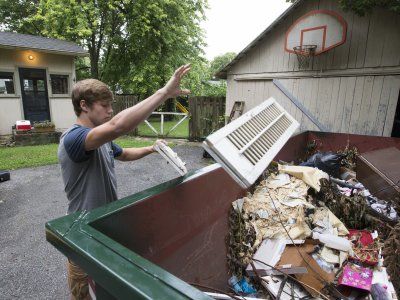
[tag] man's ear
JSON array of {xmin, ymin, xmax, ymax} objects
[{"xmin": 80, "ymin": 100, "xmax": 88, "ymax": 113}]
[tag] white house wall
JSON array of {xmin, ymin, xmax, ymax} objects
[
  {"xmin": 0, "ymin": 48, "xmax": 76, "ymax": 135},
  {"xmin": 225, "ymin": 0, "xmax": 400, "ymax": 136}
]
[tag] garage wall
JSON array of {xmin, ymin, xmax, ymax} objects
[{"xmin": 0, "ymin": 48, "xmax": 76, "ymax": 135}]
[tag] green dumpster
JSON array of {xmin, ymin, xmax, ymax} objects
[
  {"xmin": 46, "ymin": 164, "xmax": 246, "ymax": 299},
  {"xmin": 46, "ymin": 131, "xmax": 400, "ymax": 299}
]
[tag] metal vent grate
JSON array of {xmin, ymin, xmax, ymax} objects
[
  {"xmin": 203, "ymin": 98, "xmax": 299, "ymax": 188},
  {"xmin": 227, "ymin": 104, "xmax": 293, "ymax": 165}
]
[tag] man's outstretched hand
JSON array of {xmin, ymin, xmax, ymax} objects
[{"xmin": 160, "ymin": 64, "xmax": 191, "ymax": 99}]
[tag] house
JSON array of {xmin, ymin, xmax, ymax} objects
[
  {"xmin": 0, "ymin": 32, "xmax": 87, "ymax": 135},
  {"xmin": 216, "ymin": 0, "xmax": 400, "ymax": 137}
]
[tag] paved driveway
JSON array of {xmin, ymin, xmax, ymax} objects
[{"xmin": 0, "ymin": 142, "xmax": 210, "ymax": 299}]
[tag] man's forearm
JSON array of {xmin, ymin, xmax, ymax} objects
[
  {"xmin": 109, "ymin": 89, "xmax": 169, "ymax": 135},
  {"xmin": 117, "ymin": 146, "xmax": 155, "ymax": 161}
]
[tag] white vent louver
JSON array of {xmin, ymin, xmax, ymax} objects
[
  {"xmin": 202, "ymin": 97, "xmax": 299, "ymax": 188},
  {"xmin": 154, "ymin": 141, "xmax": 187, "ymax": 176}
]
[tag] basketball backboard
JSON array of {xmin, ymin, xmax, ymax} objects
[{"xmin": 284, "ymin": 10, "xmax": 347, "ymax": 55}]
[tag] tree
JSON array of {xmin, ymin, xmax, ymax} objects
[
  {"xmin": 338, "ymin": 0, "xmax": 400, "ymax": 16},
  {"xmin": 0, "ymin": 0, "xmax": 208, "ymax": 95},
  {"xmin": 0, "ymin": 0, "xmax": 40, "ymax": 33},
  {"xmin": 286, "ymin": 0, "xmax": 400, "ymax": 16},
  {"xmin": 180, "ymin": 52, "xmax": 236, "ymax": 97},
  {"xmin": 209, "ymin": 52, "xmax": 236, "ymax": 79}
]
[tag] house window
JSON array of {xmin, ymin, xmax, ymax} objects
[
  {"xmin": 50, "ymin": 74, "xmax": 69, "ymax": 94},
  {"xmin": 0, "ymin": 72, "xmax": 15, "ymax": 94}
]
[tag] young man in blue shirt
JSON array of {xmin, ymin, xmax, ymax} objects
[{"xmin": 58, "ymin": 64, "xmax": 190, "ymax": 299}]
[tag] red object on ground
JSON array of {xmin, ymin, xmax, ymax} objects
[{"xmin": 16, "ymin": 120, "xmax": 32, "ymax": 131}]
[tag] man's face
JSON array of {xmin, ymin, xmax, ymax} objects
[{"xmin": 86, "ymin": 100, "xmax": 113, "ymax": 127}]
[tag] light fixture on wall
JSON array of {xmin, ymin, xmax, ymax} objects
[{"xmin": 28, "ymin": 54, "xmax": 34, "ymax": 60}]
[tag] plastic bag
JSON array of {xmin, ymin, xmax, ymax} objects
[{"xmin": 300, "ymin": 152, "xmax": 344, "ymax": 178}]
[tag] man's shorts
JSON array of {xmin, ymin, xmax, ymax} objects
[{"xmin": 67, "ymin": 259, "xmax": 93, "ymax": 300}]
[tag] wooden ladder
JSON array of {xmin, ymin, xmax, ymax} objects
[{"xmin": 229, "ymin": 101, "xmax": 245, "ymax": 122}]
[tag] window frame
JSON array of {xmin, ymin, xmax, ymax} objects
[
  {"xmin": 0, "ymin": 71, "xmax": 16, "ymax": 97},
  {"xmin": 49, "ymin": 73, "xmax": 70, "ymax": 96}
]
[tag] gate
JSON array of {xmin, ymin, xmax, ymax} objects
[
  {"xmin": 114, "ymin": 95, "xmax": 226, "ymax": 140},
  {"xmin": 189, "ymin": 96, "xmax": 226, "ymax": 141}
]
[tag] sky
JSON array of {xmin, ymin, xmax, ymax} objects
[{"xmin": 202, "ymin": 0, "xmax": 292, "ymax": 60}]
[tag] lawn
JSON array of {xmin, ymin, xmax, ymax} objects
[
  {"xmin": 0, "ymin": 119, "xmax": 188, "ymax": 170},
  {"xmin": 0, "ymin": 137, "xmax": 156, "ymax": 170}
]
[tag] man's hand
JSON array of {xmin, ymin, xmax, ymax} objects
[
  {"xmin": 160, "ymin": 64, "xmax": 191, "ymax": 99},
  {"xmin": 152, "ymin": 139, "xmax": 168, "ymax": 152}
]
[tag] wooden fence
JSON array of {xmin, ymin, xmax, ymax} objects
[
  {"xmin": 113, "ymin": 94, "xmax": 139, "ymax": 114},
  {"xmin": 189, "ymin": 96, "xmax": 226, "ymax": 141},
  {"xmin": 113, "ymin": 94, "xmax": 139, "ymax": 135},
  {"xmin": 113, "ymin": 94, "xmax": 226, "ymax": 140}
]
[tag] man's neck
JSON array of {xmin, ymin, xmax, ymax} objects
[{"xmin": 76, "ymin": 116, "xmax": 95, "ymax": 128}]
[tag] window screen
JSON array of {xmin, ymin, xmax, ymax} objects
[{"xmin": 50, "ymin": 74, "xmax": 69, "ymax": 94}]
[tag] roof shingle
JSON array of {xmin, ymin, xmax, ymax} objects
[{"xmin": 0, "ymin": 31, "xmax": 87, "ymax": 56}]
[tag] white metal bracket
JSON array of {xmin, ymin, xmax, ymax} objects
[{"xmin": 153, "ymin": 141, "xmax": 187, "ymax": 176}]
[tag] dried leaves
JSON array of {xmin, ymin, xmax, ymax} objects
[
  {"xmin": 227, "ymin": 207, "xmax": 256, "ymax": 278},
  {"xmin": 312, "ymin": 179, "xmax": 368, "ymax": 229},
  {"xmin": 383, "ymin": 222, "xmax": 400, "ymax": 296}
]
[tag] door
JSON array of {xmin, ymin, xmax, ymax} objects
[{"xmin": 19, "ymin": 68, "xmax": 50, "ymax": 122}]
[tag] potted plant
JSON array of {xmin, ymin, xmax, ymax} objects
[{"xmin": 33, "ymin": 120, "xmax": 56, "ymax": 133}]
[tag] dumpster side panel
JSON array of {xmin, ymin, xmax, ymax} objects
[
  {"xmin": 357, "ymin": 147, "xmax": 400, "ymax": 201},
  {"xmin": 306, "ymin": 131, "xmax": 400, "ymax": 153},
  {"xmin": 274, "ymin": 131, "xmax": 309, "ymax": 163},
  {"xmin": 92, "ymin": 166, "xmax": 247, "ymax": 291}
]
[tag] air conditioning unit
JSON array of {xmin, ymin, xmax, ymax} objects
[{"xmin": 203, "ymin": 97, "xmax": 299, "ymax": 188}]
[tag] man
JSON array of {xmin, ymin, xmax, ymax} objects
[{"xmin": 58, "ymin": 64, "xmax": 190, "ymax": 299}]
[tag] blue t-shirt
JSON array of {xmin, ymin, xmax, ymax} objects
[{"xmin": 58, "ymin": 125, "xmax": 123, "ymax": 214}]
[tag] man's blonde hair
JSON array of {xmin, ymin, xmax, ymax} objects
[{"xmin": 71, "ymin": 79, "xmax": 113, "ymax": 116}]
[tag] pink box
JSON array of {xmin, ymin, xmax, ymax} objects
[{"xmin": 338, "ymin": 263, "xmax": 373, "ymax": 292}]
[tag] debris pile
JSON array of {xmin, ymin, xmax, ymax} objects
[{"xmin": 224, "ymin": 149, "xmax": 399, "ymax": 300}]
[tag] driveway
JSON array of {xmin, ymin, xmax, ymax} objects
[{"xmin": 0, "ymin": 142, "xmax": 211, "ymax": 299}]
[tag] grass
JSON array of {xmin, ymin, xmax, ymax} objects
[
  {"xmin": 0, "ymin": 119, "xmax": 189, "ymax": 170},
  {"xmin": 0, "ymin": 137, "xmax": 155, "ymax": 170}
]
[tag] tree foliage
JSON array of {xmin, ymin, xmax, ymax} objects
[
  {"xmin": 181, "ymin": 52, "xmax": 236, "ymax": 97},
  {"xmin": 0, "ymin": 0, "xmax": 208, "ymax": 96},
  {"xmin": 286, "ymin": 0, "xmax": 400, "ymax": 16},
  {"xmin": 339, "ymin": 0, "xmax": 400, "ymax": 16},
  {"xmin": 209, "ymin": 52, "xmax": 236, "ymax": 79}
]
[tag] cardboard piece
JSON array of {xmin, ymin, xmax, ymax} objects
[
  {"xmin": 246, "ymin": 239, "xmax": 308, "ymax": 276},
  {"xmin": 277, "ymin": 241, "xmax": 335, "ymax": 297},
  {"xmin": 246, "ymin": 239, "xmax": 286, "ymax": 276}
]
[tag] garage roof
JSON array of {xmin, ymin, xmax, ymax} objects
[{"xmin": 0, "ymin": 31, "xmax": 87, "ymax": 56}]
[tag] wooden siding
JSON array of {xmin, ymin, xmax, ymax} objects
[
  {"xmin": 226, "ymin": 76, "xmax": 400, "ymax": 136},
  {"xmin": 225, "ymin": 0, "xmax": 400, "ymax": 137},
  {"xmin": 229, "ymin": 2, "xmax": 400, "ymax": 76}
]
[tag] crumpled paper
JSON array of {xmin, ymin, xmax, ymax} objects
[
  {"xmin": 278, "ymin": 164, "xmax": 329, "ymax": 192},
  {"xmin": 241, "ymin": 176, "xmax": 313, "ymax": 249},
  {"xmin": 312, "ymin": 207, "xmax": 349, "ymax": 236}
]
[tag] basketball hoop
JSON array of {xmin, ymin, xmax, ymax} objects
[{"xmin": 293, "ymin": 45, "xmax": 317, "ymax": 69}]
